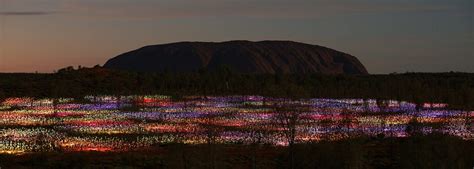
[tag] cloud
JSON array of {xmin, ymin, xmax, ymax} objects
[
  {"xmin": 0, "ymin": 11, "xmax": 57, "ymax": 16},
  {"xmin": 0, "ymin": 0, "xmax": 62, "ymax": 16}
]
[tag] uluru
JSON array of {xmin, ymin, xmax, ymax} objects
[{"xmin": 104, "ymin": 40, "xmax": 368, "ymax": 75}]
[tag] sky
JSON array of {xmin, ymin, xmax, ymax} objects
[{"xmin": 0, "ymin": 0, "xmax": 472, "ymax": 74}]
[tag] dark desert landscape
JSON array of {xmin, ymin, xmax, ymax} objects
[{"xmin": 0, "ymin": 1, "xmax": 473, "ymax": 169}]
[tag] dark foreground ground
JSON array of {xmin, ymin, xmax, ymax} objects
[{"xmin": 0, "ymin": 134, "xmax": 472, "ymax": 169}]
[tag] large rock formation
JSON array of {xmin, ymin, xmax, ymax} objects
[{"xmin": 104, "ymin": 40, "xmax": 368, "ymax": 74}]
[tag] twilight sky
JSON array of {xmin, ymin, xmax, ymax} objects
[{"xmin": 0, "ymin": 0, "xmax": 472, "ymax": 73}]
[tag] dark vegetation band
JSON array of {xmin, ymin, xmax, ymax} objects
[{"xmin": 0, "ymin": 67, "xmax": 473, "ymax": 110}]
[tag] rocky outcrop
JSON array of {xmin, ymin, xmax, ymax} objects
[{"xmin": 104, "ymin": 40, "xmax": 368, "ymax": 74}]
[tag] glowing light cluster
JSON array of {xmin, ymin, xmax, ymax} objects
[{"xmin": 0, "ymin": 96, "xmax": 471, "ymax": 154}]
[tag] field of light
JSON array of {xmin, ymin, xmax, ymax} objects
[{"xmin": 0, "ymin": 95, "xmax": 472, "ymax": 154}]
